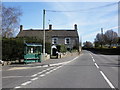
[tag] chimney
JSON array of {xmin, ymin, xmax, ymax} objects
[
  {"xmin": 49, "ymin": 24, "xmax": 52, "ymax": 30},
  {"xmin": 74, "ymin": 24, "xmax": 77, "ymax": 30},
  {"xmin": 20, "ymin": 25, "xmax": 23, "ymax": 31}
]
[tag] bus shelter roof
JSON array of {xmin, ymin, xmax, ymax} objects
[{"xmin": 25, "ymin": 43, "xmax": 42, "ymax": 47}]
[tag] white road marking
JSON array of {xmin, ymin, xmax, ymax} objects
[
  {"xmin": 93, "ymin": 59, "xmax": 95, "ymax": 62},
  {"xmin": 90, "ymin": 53, "xmax": 115, "ymax": 89},
  {"xmin": 94, "ymin": 63, "xmax": 99, "ymax": 69},
  {"xmin": 2, "ymin": 76, "xmax": 31, "ymax": 78},
  {"xmin": 42, "ymin": 65, "xmax": 48, "ymax": 67},
  {"xmin": 40, "ymin": 74, "xmax": 45, "ymax": 77},
  {"xmin": 46, "ymin": 66, "xmax": 55, "ymax": 70},
  {"xmin": 31, "ymin": 77, "xmax": 38, "ymax": 81},
  {"xmin": 14, "ymin": 86, "xmax": 21, "ymax": 88},
  {"xmin": 50, "ymin": 56, "xmax": 79, "ymax": 66},
  {"xmin": 53, "ymin": 68, "xmax": 57, "ymax": 71},
  {"xmin": 37, "ymin": 71, "xmax": 45, "ymax": 74},
  {"xmin": 31, "ymin": 67, "xmax": 55, "ymax": 77},
  {"xmin": 21, "ymin": 81, "xmax": 32, "ymax": 86},
  {"xmin": 31, "ymin": 74, "xmax": 38, "ymax": 77},
  {"xmin": 14, "ymin": 56, "xmax": 79, "ymax": 88},
  {"xmin": 45, "ymin": 71, "xmax": 51, "ymax": 74},
  {"xmin": 37, "ymin": 69, "xmax": 48, "ymax": 74},
  {"xmin": 100, "ymin": 71, "xmax": 115, "ymax": 89},
  {"xmin": 32, "ymin": 66, "xmax": 41, "ymax": 68}
]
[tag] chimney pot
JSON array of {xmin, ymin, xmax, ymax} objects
[
  {"xmin": 49, "ymin": 24, "xmax": 52, "ymax": 30},
  {"xmin": 74, "ymin": 24, "xmax": 77, "ymax": 30},
  {"xmin": 20, "ymin": 25, "xmax": 23, "ymax": 31}
]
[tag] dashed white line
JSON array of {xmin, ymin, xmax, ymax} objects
[
  {"xmin": 45, "ymin": 71, "xmax": 51, "ymax": 74},
  {"xmin": 14, "ymin": 56, "xmax": 79, "ymax": 89},
  {"xmin": 37, "ymin": 70, "xmax": 47, "ymax": 74},
  {"xmin": 21, "ymin": 81, "xmax": 32, "ymax": 86},
  {"xmin": 14, "ymin": 86, "xmax": 21, "ymax": 88},
  {"xmin": 42, "ymin": 65, "xmax": 48, "ymax": 67},
  {"xmin": 3, "ymin": 76, "xmax": 31, "ymax": 78},
  {"xmin": 50, "ymin": 56, "xmax": 79, "ymax": 66},
  {"xmin": 93, "ymin": 59, "xmax": 95, "ymax": 62},
  {"xmin": 53, "ymin": 68, "xmax": 57, "ymax": 71},
  {"xmin": 40, "ymin": 74, "xmax": 45, "ymax": 77},
  {"xmin": 31, "ymin": 74, "xmax": 38, "ymax": 77},
  {"xmin": 94, "ymin": 63, "xmax": 99, "ymax": 69},
  {"xmin": 31, "ymin": 77, "xmax": 38, "ymax": 81},
  {"xmin": 90, "ymin": 53, "xmax": 116, "ymax": 89},
  {"xmin": 100, "ymin": 71, "xmax": 115, "ymax": 89}
]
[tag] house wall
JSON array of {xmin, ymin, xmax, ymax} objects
[{"xmin": 50, "ymin": 36, "xmax": 79, "ymax": 50}]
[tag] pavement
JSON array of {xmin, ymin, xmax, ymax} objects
[{"xmin": 2, "ymin": 53, "xmax": 79, "ymax": 71}]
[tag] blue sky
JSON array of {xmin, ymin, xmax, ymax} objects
[{"xmin": 3, "ymin": 2, "xmax": 119, "ymax": 43}]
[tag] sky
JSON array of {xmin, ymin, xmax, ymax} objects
[{"xmin": 3, "ymin": 1, "xmax": 119, "ymax": 43}]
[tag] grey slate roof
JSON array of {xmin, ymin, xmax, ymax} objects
[{"xmin": 17, "ymin": 29, "xmax": 79, "ymax": 39}]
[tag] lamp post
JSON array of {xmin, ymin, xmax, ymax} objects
[{"xmin": 43, "ymin": 9, "xmax": 46, "ymax": 61}]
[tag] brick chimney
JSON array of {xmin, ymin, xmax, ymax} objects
[
  {"xmin": 20, "ymin": 25, "xmax": 23, "ymax": 31},
  {"xmin": 74, "ymin": 24, "xmax": 77, "ymax": 30},
  {"xmin": 49, "ymin": 24, "xmax": 52, "ymax": 30}
]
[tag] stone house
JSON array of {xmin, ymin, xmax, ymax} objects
[{"xmin": 17, "ymin": 24, "xmax": 79, "ymax": 56}]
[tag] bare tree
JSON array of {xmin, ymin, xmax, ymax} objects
[
  {"xmin": 2, "ymin": 5, "xmax": 22, "ymax": 38},
  {"xmin": 95, "ymin": 33, "xmax": 105, "ymax": 48},
  {"xmin": 104, "ymin": 30, "xmax": 118, "ymax": 48},
  {"xmin": 83, "ymin": 41, "xmax": 93, "ymax": 48}
]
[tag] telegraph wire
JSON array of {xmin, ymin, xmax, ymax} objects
[{"xmin": 46, "ymin": 2, "xmax": 117, "ymax": 12}]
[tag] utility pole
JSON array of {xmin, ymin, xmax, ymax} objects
[
  {"xmin": 43, "ymin": 9, "xmax": 46, "ymax": 61},
  {"xmin": 101, "ymin": 28, "xmax": 103, "ymax": 48}
]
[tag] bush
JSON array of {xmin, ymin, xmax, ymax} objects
[
  {"xmin": 2, "ymin": 37, "xmax": 51, "ymax": 61},
  {"xmin": 83, "ymin": 47, "xmax": 120, "ymax": 55},
  {"xmin": 2, "ymin": 38, "xmax": 24, "ymax": 61}
]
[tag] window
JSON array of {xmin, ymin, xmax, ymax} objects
[
  {"xmin": 65, "ymin": 38, "xmax": 70, "ymax": 44},
  {"xmin": 52, "ymin": 38, "xmax": 58, "ymax": 44}
]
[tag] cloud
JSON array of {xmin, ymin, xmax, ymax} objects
[
  {"xmin": 83, "ymin": 26, "xmax": 119, "ymax": 42},
  {"xmin": 48, "ymin": 2, "xmax": 118, "ymax": 42}
]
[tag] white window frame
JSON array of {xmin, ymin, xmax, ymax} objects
[
  {"xmin": 65, "ymin": 38, "xmax": 71, "ymax": 44},
  {"xmin": 52, "ymin": 38, "xmax": 58, "ymax": 44}
]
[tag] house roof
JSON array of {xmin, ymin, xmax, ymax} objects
[{"xmin": 17, "ymin": 29, "xmax": 79, "ymax": 39}]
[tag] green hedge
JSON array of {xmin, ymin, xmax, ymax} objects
[
  {"xmin": 82, "ymin": 47, "xmax": 120, "ymax": 55},
  {"xmin": 2, "ymin": 38, "xmax": 24, "ymax": 61},
  {"xmin": 2, "ymin": 37, "xmax": 51, "ymax": 61}
]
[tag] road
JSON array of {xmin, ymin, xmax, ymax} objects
[{"xmin": 2, "ymin": 50, "xmax": 119, "ymax": 89}]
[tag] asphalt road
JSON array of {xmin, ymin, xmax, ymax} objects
[{"xmin": 2, "ymin": 50, "xmax": 119, "ymax": 89}]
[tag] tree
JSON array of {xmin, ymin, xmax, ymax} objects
[
  {"xmin": 94, "ymin": 33, "xmax": 105, "ymax": 48},
  {"xmin": 83, "ymin": 41, "xmax": 93, "ymax": 48},
  {"xmin": 104, "ymin": 30, "xmax": 118, "ymax": 48},
  {"xmin": 2, "ymin": 5, "xmax": 22, "ymax": 38}
]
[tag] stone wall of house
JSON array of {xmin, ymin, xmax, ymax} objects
[{"xmin": 50, "ymin": 37, "xmax": 79, "ymax": 50}]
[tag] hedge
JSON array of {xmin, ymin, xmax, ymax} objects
[
  {"xmin": 2, "ymin": 37, "xmax": 51, "ymax": 61},
  {"xmin": 82, "ymin": 47, "xmax": 120, "ymax": 55}
]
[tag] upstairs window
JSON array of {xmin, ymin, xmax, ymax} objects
[
  {"xmin": 65, "ymin": 38, "xmax": 71, "ymax": 44},
  {"xmin": 52, "ymin": 38, "xmax": 58, "ymax": 44}
]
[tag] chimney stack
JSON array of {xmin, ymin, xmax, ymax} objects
[
  {"xmin": 20, "ymin": 25, "xmax": 23, "ymax": 31},
  {"xmin": 74, "ymin": 24, "xmax": 77, "ymax": 30},
  {"xmin": 49, "ymin": 24, "xmax": 52, "ymax": 30}
]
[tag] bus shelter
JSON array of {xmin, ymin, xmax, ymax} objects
[{"xmin": 24, "ymin": 43, "xmax": 42, "ymax": 63}]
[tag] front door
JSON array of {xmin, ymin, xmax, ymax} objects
[{"xmin": 52, "ymin": 48, "xmax": 57, "ymax": 56}]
